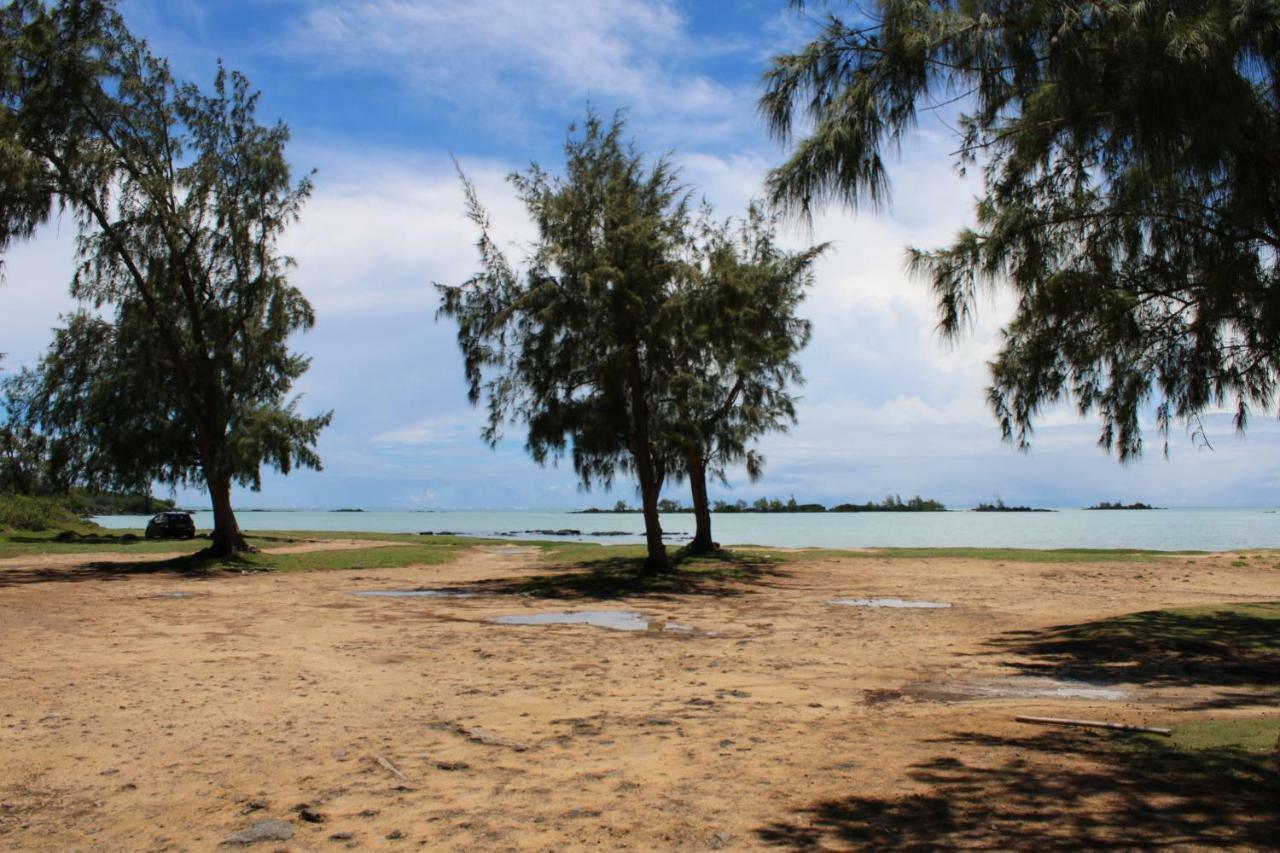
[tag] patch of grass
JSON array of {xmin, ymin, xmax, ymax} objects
[
  {"xmin": 0, "ymin": 530, "xmax": 286, "ymax": 560},
  {"xmin": 0, "ymin": 529, "xmax": 510, "ymax": 560},
  {"xmin": 1118, "ymin": 717, "xmax": 1279, "ymax": 808},
  {"xmin": 1159, "ymin": 717, "xmax": 1280, "ymax": 752},
  {"xmin": 748, "ymin": 546, "xmax": 1210, "ymax": 563},
  {"xmin": 230, "ymin": 543, "xmax": 466, "ymax": 573}
]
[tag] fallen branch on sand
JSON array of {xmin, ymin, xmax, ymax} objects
[
  {"xmin": 374, "ymin": 755, "xmax": 406, "ymax": 779},
  {"xmin": 1016, "ymin": 715, "xmax": 1172, "ymax": 736}
]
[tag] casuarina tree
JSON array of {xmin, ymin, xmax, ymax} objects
[
  {"xmin": 1, "ymin": 1, "xmax": 329, "ymax": 555},
  {"xmin": 666, "ymin": 204, "xmax": 823, "ymax": 553},
  {"xmin": 762, "ymin": 0, "xmax": 1280, "ymax": 458},
  {"xmin": 439, "ymin": 115, "xmax": 690, "ymax": 573}
]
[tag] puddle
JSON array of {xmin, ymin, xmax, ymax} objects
[
  {"xmin": 493, "ymin": 610, "xmax": 650, "ymax": 631},
  {"xmin": 148, "ymin": 591, "xmax": 202, "ymax": 599},
  {"xmin": 353, "ymin": 589, "xmax": 475, "ymax": 599},
  {"xmin": 490, "ymin": 610, "xmax": 715, "ymax": 635},
  {"xmin": 905, "ymin": 678, "xmax": 1128, "ymax": 703},
  {"xmin": 828, "ymin": 597, "xmax": 952, "ymax": 609},
  {"xmin": 967, "ymin": 678, "xmax": 1128, "ymax": 701}
]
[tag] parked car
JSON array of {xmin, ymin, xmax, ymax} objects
[{"xmin": 145, "ymin": 511, "xmax": 196, "ymax": 540}]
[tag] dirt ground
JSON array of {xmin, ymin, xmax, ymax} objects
[{"xmin": 0, "ymin": 543, "xmax": 1276, "ymax": 851}]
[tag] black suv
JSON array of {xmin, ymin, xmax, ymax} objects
[{"xmin": 145, "ymin": 511, "xmax": 196, "ymax": 540}]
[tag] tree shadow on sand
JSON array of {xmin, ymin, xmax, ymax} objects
[
  {"xmin": 756, "ymin": 728, "xmax": 1279, "ymax": 850},
  {"xmin": 984, "ymin": 603, "xmax": 1280, "ymax": 710},
  {"xmin": 457, "ymin": 548, "xmax": 793, "ymax": 600},
  {"xmin": 0, "ymin": 551, "xmax": 250, "ymax": 588}
]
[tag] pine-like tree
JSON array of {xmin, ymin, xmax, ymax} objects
[
  {"xmin": 763, "ymin": 0, "xmax": 1280, "ymax": 457},
  {"xmin": 667, "ymin": 204, "xmax": 822, "ymax": 552},
  {"xmin": 2, "ymin": 2, "xmax": 329, "ymax": 555},
  {"xmin": 439, "ymin": 116, "xmax": 689, "ymax": 573}
]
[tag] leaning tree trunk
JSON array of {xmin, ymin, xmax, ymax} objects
[
  {"xmin": 206, "ymin": 471, "xmax": 250, "ymax": 557},
  {"xmin": 686, "ymin": 450, "xmax": 715, "ymax": 554}
]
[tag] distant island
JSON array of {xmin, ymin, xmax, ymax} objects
[
  {"xmin": 973, "ymin": 498, "xmax": 1055, "ymax": 513},
  {"xmin": 577, "ymin": 495, "xmax": 947, "ymax": 514},
  {"xmin": 1084, "ymin": 501, "xmax": 1159, "ymax": 510},
  {"xmin": 332, "ymin": 508, "xmax": 365, "ymax": 513}
]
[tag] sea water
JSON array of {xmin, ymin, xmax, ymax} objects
[{"xmin": 92, "ymin": 507, "xmax": 1280, "ymax": 551}]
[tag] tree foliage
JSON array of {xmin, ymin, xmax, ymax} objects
[
  {"xmin": 666, "ymin": 204, "xmax": 822, "ymax": 551},
  {"xmin": 439, "ymin": 115, "xmax": 819, "ymax": 569},
  {"xmin": 1, "ymin": 1, "xmax": 328, "ymax": 554},
  {"xmin": 439, "ymin": 116, "xmax": 689, "ymax": 572},
  {"xmin": 763, "ymin": 0, "xmax": 1280, "ymax": 458}
]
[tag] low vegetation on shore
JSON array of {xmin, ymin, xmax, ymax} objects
[
  {"xmin": 581, "ymin": 494, "xmax": 947, "ymax": 514},
  {"xmin": 974, "ymin": 498, "xmax": 1054, "ymax": 513},
  {"xmin": 0, "ymin": 494, "xmax": 98, "ymax": 533}
]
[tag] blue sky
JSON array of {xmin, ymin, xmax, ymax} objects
[{"xmin": 3, "ymin": 0, "xmax": 1278, "ymax": 509}]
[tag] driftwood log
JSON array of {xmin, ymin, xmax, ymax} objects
[{"xmin": 1016, "ymin": 715, "xmax": 1172, "ymax": 736}]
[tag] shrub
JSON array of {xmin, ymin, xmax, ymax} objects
[{"xmin": 0, "ymin": 494, "xmax": 96, "ymax": 532}]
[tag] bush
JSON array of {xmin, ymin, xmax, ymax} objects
[
  {"xmin": 0, "ymin": 494, "xmax": 97, "ymax": 533},
  {"xmin": 65, "ymin": 490, "xmax": 175, "ymax": 516}
]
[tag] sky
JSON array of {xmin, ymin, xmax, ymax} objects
[{"xmin": 2, "ymin": 0, "xmax": 1278, "ymax": 510}]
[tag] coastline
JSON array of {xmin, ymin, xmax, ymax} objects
[{"xmin": 88, "ymin": 506, "xmax": 1280, "ymax": 552}]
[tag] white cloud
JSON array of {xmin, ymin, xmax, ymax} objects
[
  {"xmin": 373, "ymin": 413, "xmax": 479, "ymax": 445},
  {"xmin": 281, "ymin": 148, "xmax": 536, "ymax": 316},
  {"xmin": 0, "ymin": 221, "xmax": 81, "ymax": 371},
  {"xmin": 289, "ymin": 0, "xmax": 748, "ymax": 143}
]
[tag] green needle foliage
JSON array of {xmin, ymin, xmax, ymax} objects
[
  {"xmin": 669, "ymin": 205, "xmax": 824, "ymax": 552},
  {"xmin": 439, "ymin": 115, "xmax": 821, "ymax": 571},
  {"xmin": 439, "ymin": 115, "xmax": 689, "ymax": 573},
  {"xmin": 762, "ymin": 0, "xmax": 1280, "ymax": 459},
  {"xmin": 0, "ymin": 1, "xmax": 329, "ymax": 555}
]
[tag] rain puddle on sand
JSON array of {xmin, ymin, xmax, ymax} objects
[
  {"xmin": 494, "ymin": 610, "xmax": 649, "ymax": 631},
  {"xmin": 353, "ymin": 589, "xmax": 475, "ymax": 599},
  {"xmin": 828, "ymin": 597, "xmax": 952, "ymax": 609},
  {"xmin": 492, "ymin": 610, "xmax": 711, "ymax": 635},
  {"xmin": 968, "ymin": 678, "xmax": 1127, "ymax": 701},
  {"xmin": 906, "ymin": 677, "xmax": 1128, "ymax": 703},
  {"xmin": 148, "ymin": 591, "xmax": 203, "ymax": 599}
]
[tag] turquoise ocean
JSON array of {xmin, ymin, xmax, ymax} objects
[{"xmin": 92, "ymin": 507, "xmax": 1280, "ymax": 551}]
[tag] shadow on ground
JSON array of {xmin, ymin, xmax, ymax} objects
[
  {"xmin": 986, "ymin": 603, "xmax": 1280, "ymax": 709},
  {"xmin": 0, "ymin": 551, "xmax": 253, "ymax": 588},
  {"xmin": 458, "ymin": 548, "xmax": 793, "ymax": 600},
  {"xmin": 7, "ymin": 533, "xmax": 151, "ymax": 546},
  {"xmin": 757, "ymin": 729, "xmax": 1279, "ymax": 850}
]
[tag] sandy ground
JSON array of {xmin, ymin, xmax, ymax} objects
[{"xmin": 0, "ymin": 543, "xmax": 1276, "ymax": 851}]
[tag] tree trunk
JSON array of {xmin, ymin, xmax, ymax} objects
[
  {"xmin": 686, "ymin": 451, "xmax": 715, "ymax": 554},
  {"xmin": 625, "ymin": 345, "xmax": 670, "ymax": 574},
  {"xmin": 637, "ymin": 468, "xmax": 669, "ymax": 574},
  {"xmin": 206, "ymin": 472, "xmax": 250, "ymax": 557}
]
